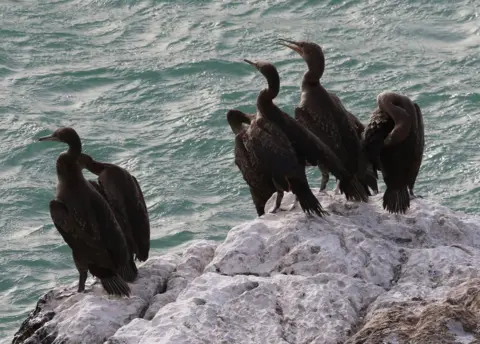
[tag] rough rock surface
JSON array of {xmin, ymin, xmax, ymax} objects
[{"xmin": 12, "ymin": 191, "xmax": 480, "ymax": 344}]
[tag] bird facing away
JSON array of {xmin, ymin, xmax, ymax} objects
[
  {"xmin": 242, "ymin": 58, "xmax": 367, "ymax": 207},
  {"xmin": 227, "ymin": 110, "xmax": 276, "ymax": 216},
  {"xmin": 38, "ymin": 127, "xmax": 134, "ymax": 297},
  {"xmin": 277, "ymin": 39, "xmax": 377, "ymax": 198},
  {"xmin": 78, "ymin": 153, "xmax": 151, "ymax": 267},
  {"xmin": 227, "ymin": 105, "xmax": 326, "ymax": 217},
  {"xmin": 363, "ymin": 92, "xmax": 425, "ymax": 213}
]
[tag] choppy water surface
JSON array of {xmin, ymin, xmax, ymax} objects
[{"xmin": 1, "ymin": 0, "xmax": 480, "ymax": 340}]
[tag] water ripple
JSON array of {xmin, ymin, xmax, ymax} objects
[{"xmin": 1, "ymin": 0, "xmax": 480, "ymax": 340}]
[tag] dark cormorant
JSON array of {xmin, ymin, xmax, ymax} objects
[
  {"xmin": 278, "ymin": 39, "xmax": 377, "ymax": 199},
  {"xmin": 79, "ymin": 153, "xmax": 150, "ymax": 266},
  {"xmin": 242, "ymin": 58, "xmax": 367, "ymax": 205},
  {"xmin": 39, "ymin": 127, "xmax": 134, "ymax": 296},
  {"xmin": 363, "ymin": 92, "xmax": 425, "ymax": 213},
  {"xmin": 227, "ymin": 110, "xmax": 280, "ymax": 216},
  {"xmin": 227, "ymin": 102, "xmax": 327, "ymax": 217}
]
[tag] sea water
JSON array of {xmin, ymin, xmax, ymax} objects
[{"xmin": 1, "ymin": 0, "xmax": 479, "ymax": 340}]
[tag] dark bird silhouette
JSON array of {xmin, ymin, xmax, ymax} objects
[
  {"xmin": 227, "ymin": 110, "xmax": 275, "ymax": 216},
  {"xmin": 79, "ymin": 153, "xmax": 150, "ymax": 268},
  {"xmin": 227, "ymin": 97, "xmax": 326, "ymax": 217},
  {"xmin": 363, "ymin": 92, "xmax": 425, "ymax": 213},
  {"xmin": 242, "ymin": 58, "xmax": 366, "ymax": 208},
  {"xmin": 278, "ymin": 39, "xmax": 377, "ymax": 198},
  {"xmin": 39, "ymin": 127, "xmax": 134, "ymax": 296}
]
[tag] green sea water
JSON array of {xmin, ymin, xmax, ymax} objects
[{"xmin": 1, "ymin": 0, "xmax": 480, "ymax": 340}]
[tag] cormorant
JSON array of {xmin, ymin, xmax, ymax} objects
[
  {"xmin": 79, "ymin": 153, "xmax": 150, "ymax": 266},
  {"xmin": 278, "ymin": 39, "xmax": 377, "ymax": 198},
  {"xmin": 39, "ymin": 127, "xmax": 134, "ymax": 296},
  {"xmin": 363, "ymin": 92, "xmax": 425, "ymax": 213},
  {"xmin": 227, "ymin": 103, "xmax": 326, "ymax": 217},
  {"xmin": 241, "ymin": 58, "xmax": 366, "ymax": 207}
]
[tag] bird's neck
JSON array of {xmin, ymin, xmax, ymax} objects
[
  {"xmin": 67, "ymin": 140, "xmax": 82, "ymax": 157},
  {"xmin": 256, "ymin": 81, "xmax": 279, "ymax": 111},
  {"xmin": 85, "ymin": 159, "xmax": 105, "ymax": 176},
  {"xmin": 303, "ymin": 56, "xmax": 324, "ymax": 86},
  {"xmin": 56, "ymin": 157, "xmax": 85, "ymax": 185},
  {"xmin": 302, "ymin": 70, "xmax": 322, "ymax": 86},
  {"xmin": 257, "ymin": 89, "xmax": 274, "ymax": 115}
]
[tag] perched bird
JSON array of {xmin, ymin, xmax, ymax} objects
[
  {"xmin": 227, "ymin": 110, "xmax": 275, "ymax": 216},
  {"xmin": 227, "ymin": 107, "xmax": 326, "ymax": 217},
  {"xmin": 39, "ymin": 127, "xmax": 134, "ymax": 296},
  {"xmin": 240, "ymin": 58, "xmax": 365, "ymax": 210},
  {"xmin": 79, "ymin": 153, "xmax": 150, "ymax": 269},
  {"xmin": 363, "ymin": 92, "xmax": 425, "ymax": 213},
  {"xmin": 278, "ymin": 39, "xmax": 377, "ymax": 198}
]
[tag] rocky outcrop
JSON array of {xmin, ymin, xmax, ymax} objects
[
  {"xmin": 12, "ymin": 241, "xmax": 217, "ymax": 344},
  {"xmin": 12, "ymin": 192, "xmax": 480, "ymax": 344}
]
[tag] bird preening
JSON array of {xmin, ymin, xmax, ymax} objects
[{"xmin": 38, "ymin": 39, "xmax": 425, "ymax": 297}]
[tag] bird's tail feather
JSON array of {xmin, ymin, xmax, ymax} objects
[
  {"xmin": 101, "ymin": 275, "xmax": 130, "ymax": 297},
  {"xmin": 117, "ymin": 257, "xmax": 138, "ymax": 283},
  {"xmin": 338, "ymin": 175, "xmax": 370, "ymax": 202},
  {"xmin": 383, "ymin": 187, "xmax": 410, "ymax": 214},
  {"xmin": 289, "ymin": 178, "xmax": 328, "ymax": 217}
]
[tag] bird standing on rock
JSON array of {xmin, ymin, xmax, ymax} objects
[
  {"xmin": 363, "ymin": 92, "xmax": 425, "ymax": 213},
  {"xmin": 227, "ymin": 109, "xmax": 276, "ymax": 216},
  {"xmin": 227, "ymin": 60, "xmax": 327, "ymax": 217},
  {"xmin": 38, "ymin": 127, "xmax": 134, "ymax": 297},
  {"xmin": 277, "ymin": 39, "xmax": 378, "ymax": 198}
]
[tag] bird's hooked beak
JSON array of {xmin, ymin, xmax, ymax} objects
[
  {"xmin": 277, "ymin": 39, "xmax": 303, "ymax": 56},
  {"xmin": 38, "ymin": 134, "xmax": 60, "ymax": 142},
  {"xmin": 243, "ymin": 59, "xmax": 259, "ymax": 69}
]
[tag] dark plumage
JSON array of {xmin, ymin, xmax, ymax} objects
[
  {"xmin": 278, "ymin": 39, "xmax": 377, "ymax": 199},
  {"xmin": 227, "ymin": 64, "xmax": 326, "ymax": 217},
  {"xmin": 363, "ymin": 92, "xmax": 425, "ymax": 213},
  {"xmin": 409, "ymin": 103, "xmax": 425, "ymax": 198},
  {"xmin": 39, "ymin": 127, "xmax": 133, "ymax": 297},
  {"xmin": 80, "ymin": 153, "xmax": 150, "ymax": 268},
  {"xmin": 227, "ymin": 110, "xmax": 276, "ymax": 216},
  {"xmin": 86, "ymin": 178, "xmax": 139, "ymax": 284}
]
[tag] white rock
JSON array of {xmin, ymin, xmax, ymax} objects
[{"xmin": 13, "ymin": 192, "xmax": 480, "ymax": 344}]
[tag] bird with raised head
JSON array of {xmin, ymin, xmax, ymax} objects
[
  {"xmin": 277, "ymin": 39, "xmax": 378, "ymax": 198},
  {"xmin": 238, "ymin": 58, "xmax": 365, "ymax": 212},
  {"xmin": 227, "ymin": 80, "xmax": 327, "ymax": 217}
]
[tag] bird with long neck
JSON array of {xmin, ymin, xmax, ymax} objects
[
  {"xmin": 39, "ymin": 128, "xmax": 83, "ymax": 184},
  {"xmin": 243, "ymin": 59, "xmax": 280, "ymax": 117},
  {"xmin": 78, "ymin": 152, "xmax": 150, "ymax": 264},
  {"xmin": 278, "ymin": 39, "xmax": 377, "ymax": 200},
  {"xmin": 38, "ymin": 127, "xmax": 134, "ymax": 296},
  {"xmin": 241, "ymin": 58, "xmax": 352, "ymax": 216},
  {"xmin": 244, "ymin": 56, "xmax": 368, "ymax": 204},
  {"xmin": 363, "ymin": 91, "xmax": 424, "ymax": 213},
  {"xmin": 227, "ymin": 99, "xmax": 323, "ymax": 216}
]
